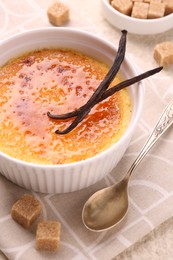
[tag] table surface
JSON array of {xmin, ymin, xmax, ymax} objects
[{"xmin": 0, "ymin": 0, "xmax": 173, "ymax": 259}]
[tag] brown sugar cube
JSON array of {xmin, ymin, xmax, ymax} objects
[
  {"xmin": 148, "ymin": 2, "xmax": 165, "ymax": 18},
  {"xmin": 131, "ymin": 2, "xmax": 149, "ymax": 18},
  {"xmin": 11, "ymin": 194, "xmax": 42, "ymax": 229},
  {"xmin": 111, "ymin": 0, "xmax": 133, "ymax": 16},
  {"xmin": 47, "ymin": 1, "xmax": 69, "ymax": 26},
  {"xmin": 36, "ymin": 221, "xmax": 61, "ymax": 251},
  {"xmin": 162, "ymin": 0, "xmax": 173, "ymax": 14},
  {"xmin": 153, "ymin": 41, "xmax": 173, "ymax": 67}
]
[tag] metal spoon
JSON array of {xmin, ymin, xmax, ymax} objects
[{"xmin": 82, "ymin": 98, "xmax": 173, "ymax": 232}]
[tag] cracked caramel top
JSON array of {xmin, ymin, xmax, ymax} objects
[{"xmin": 0, "ymin": 49, "xmax": 131, "ymax": 164}]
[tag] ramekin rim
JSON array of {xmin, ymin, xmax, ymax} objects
[{"xmin": 0, "ymin": 27, "xmax": 144, "ymax": 169}]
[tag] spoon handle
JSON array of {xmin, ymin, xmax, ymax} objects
[{"xmin": 127, "ymin": 98, "xmax": 173, "ymax": 177}]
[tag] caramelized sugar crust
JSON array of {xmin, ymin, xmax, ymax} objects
[{"xmin": 0, "ymin": 49, "xmax": 131, "ymax": 164}]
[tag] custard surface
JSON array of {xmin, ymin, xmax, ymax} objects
[{"xmin": 0, "ymin": 49, "xmax": 131, "ymax": 164}]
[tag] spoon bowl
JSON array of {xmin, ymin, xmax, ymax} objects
[
  {"xmin": 82, "ymin": 98, "xmax": 173, "ymax": 231},
  {"xmin": 82, "ymin": 179, "xmax": 128, "ymax": 231}
]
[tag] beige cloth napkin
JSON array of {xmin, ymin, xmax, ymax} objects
[{"xmin": 0, "ymin": 0, "xmax": 173, "ymax": 259}]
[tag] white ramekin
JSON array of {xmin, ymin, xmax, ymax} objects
[
  {"xmin": 101, "ymin": 0, "xmax": 173, "ymax": 35},
  {"xmin": 0, "ymin": 28, "xmax": 144, "ymax": 193}
]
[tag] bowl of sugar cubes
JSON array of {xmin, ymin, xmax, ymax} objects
[{"xmin": 101, "ymin": 0, "xmax": 173, "ymax": 35}]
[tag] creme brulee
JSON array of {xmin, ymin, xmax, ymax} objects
[{"xmin": 0, "ymin": 49, "xmax": 131, "ymax": 164}]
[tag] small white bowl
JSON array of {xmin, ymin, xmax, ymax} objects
[
  {"xmin": 101, "ymin": 0, "xmax": 173, "ymax": 35},
  {"xmin": 0, "ymin": 28, "xmax": 143, "ymax": 193}
]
